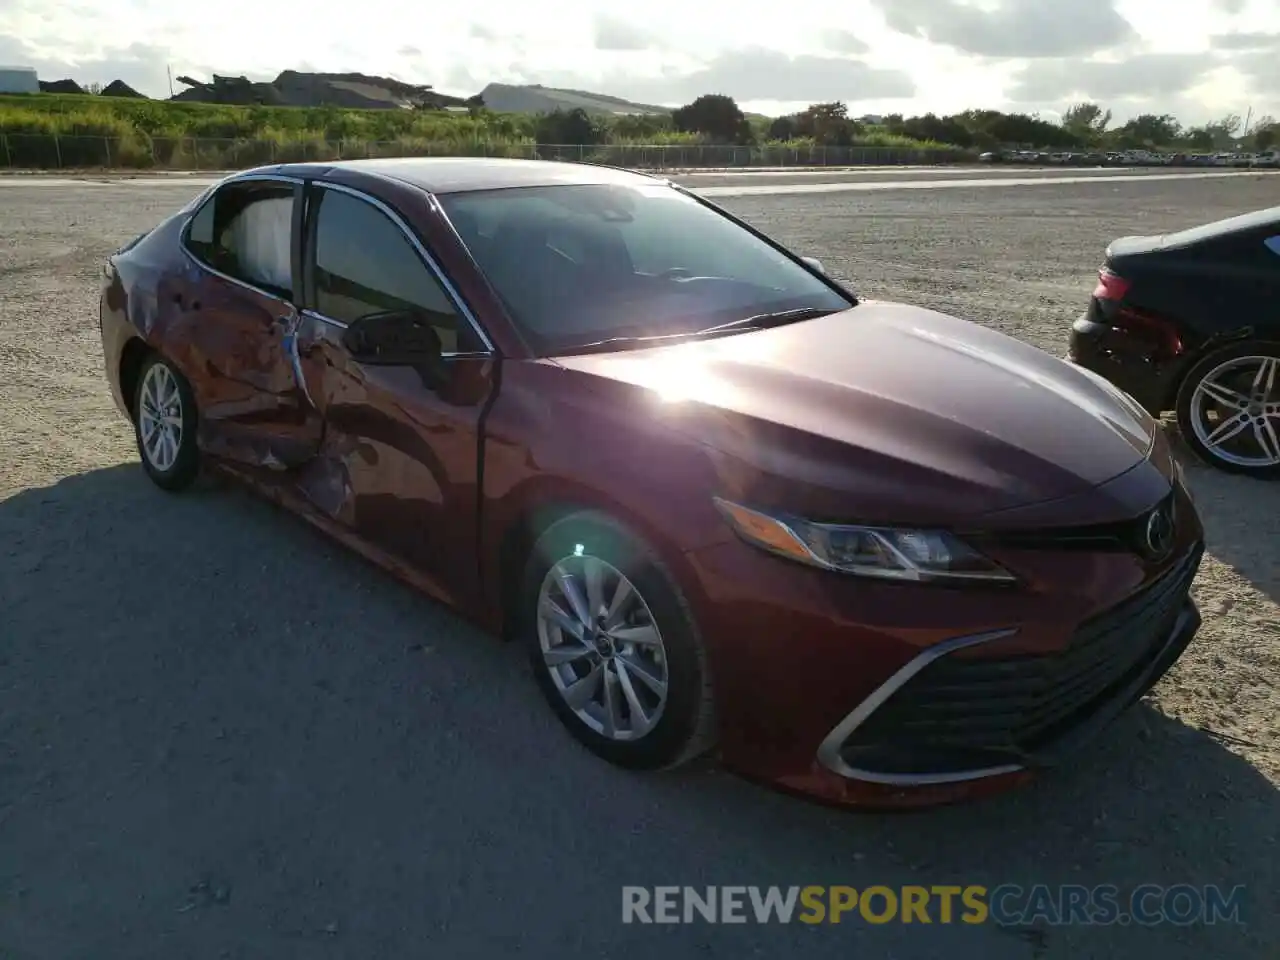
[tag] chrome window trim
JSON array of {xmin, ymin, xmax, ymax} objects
[
  {"xmin": 312, "ymin": 181, "xmax": 496, "ymax": 357},
  {"xmin": 177, "ymin": 173, "xmax": 303, "ymax": 307},
  {"xmin": 814, "ymin": 628, "xmax": 1026, "ymax": 786}
]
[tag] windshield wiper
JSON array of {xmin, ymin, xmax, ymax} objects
[
  {"xmin": 562, "ymin": 306, "xmax": 839, "ymax": 355},
  {"xmin": 685, "ymin": 306, "xmax": 839, "ymax": 337}
]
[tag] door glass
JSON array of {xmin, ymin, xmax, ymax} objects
[
  {"xmin": 184, "ymin": 183, "xmax": 294, "ymax": 299},
  {"xmin": 312, "ymin": 189, "xmax": 462, "ymax": 353}
]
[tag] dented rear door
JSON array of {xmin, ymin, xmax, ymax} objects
[{"xmin": 174, "ymin": 176, "xmax": 323, "ymax": 469}]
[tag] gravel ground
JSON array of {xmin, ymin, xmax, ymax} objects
[{"xmin": 0, "ymin": 175, "xmax": 1277, "ymax": 959}]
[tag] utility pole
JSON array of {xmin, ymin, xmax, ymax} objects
[{"xmin": 167, "ymin": 65, "xmax": 174, "ymax": 98}]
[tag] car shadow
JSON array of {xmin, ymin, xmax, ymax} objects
[
  {"xmin": 1, "ymin": 464, "xmax": 1275, "ymax": 960},
  {"xmin": 1162, "ymin": 422, "xmax": 1280, "ymax": 606}
]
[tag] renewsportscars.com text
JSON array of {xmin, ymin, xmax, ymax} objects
[{"xmin": 621, "ymin": 884, "xmax": 1245, "ymax": 926}]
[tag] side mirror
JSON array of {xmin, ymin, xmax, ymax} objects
[
  {"xmin": 342, "ymin": 310, "xmax": 443, "ymax": 366},
  {"xmin": 801, "ymin": 256, "xmax": 826, "ymax": 276}
]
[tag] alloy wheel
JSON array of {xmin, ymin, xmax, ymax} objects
[
  {"xmin": 536, "ymin": 552, "xmax": 669, "ymax": 741},
  {"xmin": 1189, "ymin": 355, "xmax": 1280, "ymax": 468},
  {"xmin": 138, "ymin": 362, "xmax": 184, "ymax": 472}
]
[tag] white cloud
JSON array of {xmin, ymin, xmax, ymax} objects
[{"xmin": 0, "ymin": 0, "xmax": 1277, "ymax": 122}]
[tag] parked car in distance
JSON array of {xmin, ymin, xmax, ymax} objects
[
  {"xmin": 101, "ymin": 158, "xmax": 1206, "ymax": 808},
  {"xmin": 1069, "ymin": 205, "xmax": 1280, "ymax": 478}
]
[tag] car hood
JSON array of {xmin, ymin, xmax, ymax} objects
[{"xmin": 551, "ymin": 301, "xmax": 1157, "ymax": 525}]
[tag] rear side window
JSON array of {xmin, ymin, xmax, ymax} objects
[
  {"xmin": 310, "ymin": 188, "xmax": 462, "ymax": 353},
  {"xmin": 184, "ymin": 182, "xmax": 294, "ymax": 299}
]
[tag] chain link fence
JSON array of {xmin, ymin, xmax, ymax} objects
[{"xmin": 0, "ymin": 134, "xmax": 975, "ymax": 171}]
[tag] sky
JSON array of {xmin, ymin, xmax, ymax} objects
[{"xmin": 1, "ymin": 0, "xmax": 1279, "ymax": 125}]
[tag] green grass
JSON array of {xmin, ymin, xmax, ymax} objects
[{"xmin": 0, "ymin": 93, "xmax": 968, "ymax": 169}]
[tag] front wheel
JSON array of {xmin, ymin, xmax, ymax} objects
[
  {"xmin": 133, "ymin": 353, "xmax": 201, "ymax": 491},
  {"xmin": 519, "ymin": 511, "xmax": 717, "ymax": 770},
  {"xmin": 1175, "ymin": 341, "xmax": 1280, "ymax": 480}
]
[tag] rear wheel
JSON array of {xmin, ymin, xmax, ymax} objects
[
  {"xmin": 133, "ymin": 353, "xmax": 200, "ymax": 491},
  {"xmin": 1175, "ymin": 341, "xmax": 1280, "ymax": 479},
  {"xmin": 518, "ymin": 511, "xmax": 716, "ymax": 770}
]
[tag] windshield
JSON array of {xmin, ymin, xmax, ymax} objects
[{"xmin": 437, "ymin": 183, "xmax": 854, "ymax": 355}]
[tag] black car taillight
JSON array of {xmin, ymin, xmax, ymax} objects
[{"xmin": 1092, "ymin": 268, "xmax": 1131, "ymax": 302}]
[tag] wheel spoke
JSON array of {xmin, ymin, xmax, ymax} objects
[
  {"xmin": 562, "ymin": 664, "xmax": 603, "ymax": 710},
  {"xmin": 539, "ymin": 597, "xmax": 584, "ymax": 640},
  {"xmin": 1197, "ymin": 379, "xmax": 1249, "ymax": 409},
  {"xmin": 1205, "ymin": 411, "xmax": 1250, "ymax": 446},
  {"xmin": 583, "ymin": 556, "xmax": 606, "ymax": 620},
  {"xmin": 1252, "ymin": 357, "xmax": 1278, "ymax": 398},
  {"xmin": 544, "ymin": 642, "xmax": 593, "ymax": 666},
  {"xmin": 556, "ymin": 572, "xmax": 592, "ymax": 627},
  {"xmin": 614, "ymin": 659, "xmax": 652, "ymax": 736},
  {"xmin": 604, "ymin": 577, "xmax": 633, "ymax": 628},
  {"xmin": 609, "ymin": 623, "xmax": 661, "ymax": 646},
  {"xmin": 600, "ymin": 669, "xmax": 620, "ymax": 738},
  {"xmin": 1254, "ymin": 418, "xmax": 1280, "ymax": 464},
  {"xmin": 618, "ymin": 652, "xmax": 667, "ymax": 698},
  {"xmin": 146, "ymin": 426, "xmax": 165, "ymax": 461}
]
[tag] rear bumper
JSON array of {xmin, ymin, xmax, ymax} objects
[{"xmin": 1068, "ymin": 312, "xmax": 1181, "ymax": 415}]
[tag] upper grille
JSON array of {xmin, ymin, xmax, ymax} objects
[
  {"xmin": 841, "ymin": 545, "xmax": 1202, "ymax": 771},
  {"xmin": 971, "ymin": 493, "xmax": 1177, "ymax": 557}
]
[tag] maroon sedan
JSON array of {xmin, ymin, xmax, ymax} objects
[{"xmin": 99, "ymin": 158, "xmax": 1204, "ymax": 807}]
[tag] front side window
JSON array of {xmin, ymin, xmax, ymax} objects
[
  {"xmin": 185, "ymin": 182, "xmax": 294, "ymax": 298},
  {"xmin": 439, "ymin": 183, "xmax": 853, "ymax": 355},
  {"xmin": 1265, "ymin": 235, "xmax": 1280, "ymax": 258},
  {"xmin": 310, "ymin": 189, "xmax": 463, "ymax": 354}
]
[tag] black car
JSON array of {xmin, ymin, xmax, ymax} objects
[{"xmin": 1069, "ymin": 206, "xmax": 1280, "ymax": 479}]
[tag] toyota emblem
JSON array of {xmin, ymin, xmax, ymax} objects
[{"xmin": 1144, "ymin": 502, "xmax": 1175, "ymax": 559}]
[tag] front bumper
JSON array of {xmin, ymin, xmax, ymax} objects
[
  {"xmin": 685, "ymin": 493, "xmax": 1204, "ymax": 809},
  {"xmin": 816, "ymin": 549, "xmax": 1202, "ymax": 788},
  {"xmin": 1067, "ymin": 312, "xmax": 1183, "ymax": 415}
]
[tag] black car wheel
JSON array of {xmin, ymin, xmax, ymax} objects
[
  {"xmin": 519, "ymin": 510, "xmax": 717, "ymax": 770},
  {"xmin": 1175, "ymin": 341, "xmax": 1280, "ymax": 479},
  {"xmin": 133, "ymin": 352, "xmax": 201, "ymax": 492}
]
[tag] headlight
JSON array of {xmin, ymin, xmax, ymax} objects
[{"xmin": 713, "ymin": 498, "xmax": 1015, "ymax": 584}]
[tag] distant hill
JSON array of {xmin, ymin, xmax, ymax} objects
[
  {"xmin": 172, "ymin": 71, "xmax": 470, "ymax": 110},
  {"xmin": 478, "ymin": 82, "xmax": 670, "ymax": 116}
]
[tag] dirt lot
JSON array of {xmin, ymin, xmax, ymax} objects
[{"xmin": 1, "ymin": 175, "xmax": 1277, "ymax": 959}]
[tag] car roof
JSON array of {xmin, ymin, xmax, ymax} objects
[{"xmin": 292, "ymin": 157, "xmax": 665, "ymax": 195}]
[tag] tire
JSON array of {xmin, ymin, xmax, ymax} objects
[
  {"xmin": 1175, "ymin": 341, "xmax": 1280, "ymax": 480},
  {"xmin": 132, "ymin": 352, "xmax": 201, "ymax": 492},
  {"xmin": 518, "ymin": 510, "xmax": 717, "ymax": 770}
]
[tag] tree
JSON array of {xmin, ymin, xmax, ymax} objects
[
  {"xmin": 86, "ymin": 81, "xmax": 103, "ymax": 95},
  {"xmin": 1112, "ymin": 113, "xmax": 1181, "ymax": 148},
  {"xmin": 1185, "ymin": 127, "xmax": 1215, "ymax": 151},
  {"xmin": 534, "ymin": 108, "xmax": 604, "ymax": 146},
  {"xmin": 1061, "ymin": 102, "xmax": 1111, "ymax": 143},
  {"xmin": 1249, "ymin": 115, "xmax": 1276, "ymax": 151},
  {"xmin": 1202, "ymin": 113, "xmax": 1243, "ymax": 149},
  {"xmin": 792, "ymin": 101, "xmax": 862, "ymax": 146},
  {"xmin": 767, "ymin": 115, "xmax": 798, "ymax": 141},
  {"xmin": 672, "ymin": 94, "xmax": 752, "ymax": 144}
]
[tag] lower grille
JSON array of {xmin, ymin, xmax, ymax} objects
[{"xmin": 840, "ymin": 546, "xmax": 1203, "ymax": 774}]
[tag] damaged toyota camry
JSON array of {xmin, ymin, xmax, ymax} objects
[{"xmin": 100, "ymin": 158, "xmax": 1205, "ymax": 808}]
